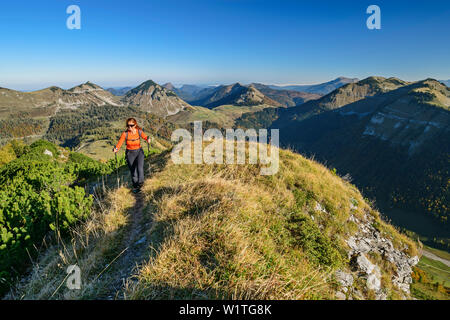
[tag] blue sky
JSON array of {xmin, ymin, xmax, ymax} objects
[{"xmin": 0, "ymin": 0, "xmax": 449, "ymax": 90}]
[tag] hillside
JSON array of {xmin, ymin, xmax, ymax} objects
[
  {"xmin": 235, "ymin": 76, "xmax": 410, "ymax": 130},
  {"xmin": 0, "ymin": 82, "xmax": 125, "ymax": 147},
  {"xmin": 0, "ymin": 101, "xmax": 176, "ymax": 162},
  {"xmin": 45, "ymin": 104, "xmax": 176, "ymax": 159},
  {"xmin": 274, "ymin": 79, "xmax": 450, "ymax": 249},
  {"xmin": 0, "ymin": 139, "xmax": 125, "ymax": 295},
  {"xmin": 0, "ymin": 82, "xmax": 121, "ymax": 120},
  {"xmin": 122, "ymin": 80, "xmax": 190, "ymax": 117},
  {"xmin": 190, "ymin": 83, "xmax": 281, "ymax": 109},
  {"xmin": 3, "ymin": 141, "xmax": 422, "ymax": 300}
]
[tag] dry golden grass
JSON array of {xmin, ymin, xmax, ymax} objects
[
  {"xmin": 122, "ymin": 143, "xmax": 418, "ymax": 300},
  {"xmin": 125, "ymin": 177, "xmax": 333, "ymax": 299}
]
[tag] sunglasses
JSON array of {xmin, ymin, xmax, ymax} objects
[{"xmin": 127, "ymin": 124, "xmax": 135, "ymax": 127}]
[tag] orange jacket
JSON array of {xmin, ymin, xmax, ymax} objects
[{"xmin": 116, "ymin": 129, "xmax": 149, "ymax": 151}]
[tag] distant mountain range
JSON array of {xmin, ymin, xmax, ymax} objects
[
  {"xmin": 268, "ymin": 77, "xmax": 359, "ymax": 95},
  {"xmin": 249, "ymin": 83, "xmax": 321, "ymax": 107},
  {"xmin": 106, "ymin": 87, "xmax": 133, "ymax": 96},
  {"xmin": 272, "ymin": 77, "xmax": 410, "ymax": 124},
  {"xmin": 163, "ymin": 82, "xmax": 324, "ymax": 109},
  {"xmin": 161, "ymin": 77, "xmax": 357, "ymax": 107}
]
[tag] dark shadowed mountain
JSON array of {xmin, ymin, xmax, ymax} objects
[
  {"xmin": 162, "ymin": 84, "xmax": 213, "ymax": 102},
  {"xmin": 250, "ymin": 83, "xmax": 321, "ymax": 107},
  {"xmin": 281, "ymin": 79, "xmax": 449, "ymax": 243},
  {"xmin": 106, "ymin": 87, "xmax": 133, "ymax": 96},
  {"xmin": 189, "ymin": 83, "xmax": 281, "ymax": 109}
]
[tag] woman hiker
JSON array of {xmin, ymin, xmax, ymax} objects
[{"xmin": 113, "ymin": 118, "xmax": 150, "ymax": 192}]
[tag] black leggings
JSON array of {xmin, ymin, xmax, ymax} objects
[{"xmin": 126, "ymin": 148, "xmax": 145, "ymax": 187}]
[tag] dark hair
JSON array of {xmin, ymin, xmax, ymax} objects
[{"xmin": 126, "ymin": 118, "xmax": 141, "ymax": 130}]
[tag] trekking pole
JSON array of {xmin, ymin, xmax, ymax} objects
[
  {"xmin": 114, "ymin": 151, "xmax": 120, "ymax": 189},
  {"xmin": 146, "ymin": 137, "xmax": 151, "ymax": 176}
]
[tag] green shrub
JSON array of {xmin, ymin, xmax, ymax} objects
[
  {"xmin": 0, "ymin": 141, "xmax": 95, "ymax": 296},
  {"xmin": 288, "ymin": 210, "xmax": 343, "ymax": 268}
]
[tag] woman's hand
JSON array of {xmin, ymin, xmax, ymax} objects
[{"xmin": 113, "ymin": 147, "xmax": 118, "ymax": 153}]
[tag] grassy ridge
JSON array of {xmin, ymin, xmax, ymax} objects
[
  {"xmin": 5, "ymin": 142, "xmax": 419, "ymax": 299},
  {"xmin": 121, "ymin": 144, "xmax": 417, "ymax": 299}
]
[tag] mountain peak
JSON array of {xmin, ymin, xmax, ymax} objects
[
  {"xmin": 68, "ymin": 82, "xmax": 104, "ymax": 92},
  {"xmin": 190, "ymin": 82, "xmax": 280, "ymax": 108},
  {"xmin": 133, "ymin": 80, "xmax": 159, "ymax": 91},
  {"xmin": 122, "ymin": 80, "xmax": 189, "ymax": 117}
]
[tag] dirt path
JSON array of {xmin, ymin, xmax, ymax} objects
[
  {"xmin": 422, "ymin": 249, "xmax": 450, "ymax": 267},
  {"xmin": 103, "ymin": 190, "xmax": 152, "ymax": 300},
  {"xmin": 86, "ymin": 151, "xmax": 170, "ymax": 299},
  {"xmin": 98, "ymin": 152, "xmax": 170, "ymax": 300}
]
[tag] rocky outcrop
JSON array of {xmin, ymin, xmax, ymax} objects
[
  {"xmin": 359, "ymin": 80, "xmax": 450, "ymax": 155},
  {"xmin": 43, "ymin": 149, "xmax": 53, "ymax": 157},
  {"xmin": 122, "ymin": 80, "xmax": 190, "ymax": 117},
  {"xmin": 335, "ymin": 211, "xmax": 419, "ymax": 300}
]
